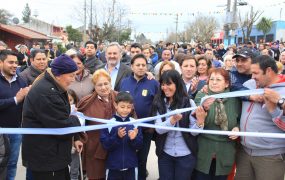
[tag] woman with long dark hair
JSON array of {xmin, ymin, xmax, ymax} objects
[{"xmin": 151, "ymin": 70, "xmax": 206, "ymax": 180}]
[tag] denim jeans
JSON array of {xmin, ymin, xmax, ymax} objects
[
  {"xmin": 137, "ymin": 132, "xmax": 153, "ymax": 180},
  {"xmin": 158, "ymin": 151, "xmax": 196, "ymax": 180},
  {"xmin": 26, "ymin": 168, "xmax": 33, "ymax": 180},
  {"xmin": 6, "ymin": 134, "xmax": 22, "ymax": 180}
]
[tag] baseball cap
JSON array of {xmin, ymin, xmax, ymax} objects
[{"xmin": 233, "ymin": 47, "xmax": 254, "ymax": 59}]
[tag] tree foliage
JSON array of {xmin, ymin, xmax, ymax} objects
[
  {"xmin": 66, "ymin": 25, "xmax": 83, "ymax": 43},
  {"xmin": 256, "ymin": 17, "xmax": 273, "ymax": 41},
  {"xmin": 22, "ymin": 3, "xmax": 31, "ymax": 23},
  {"xmin": 73, "ymin": 0, "xmax": 132, "ymax": 43},
  {"xmin": 238, "ymin": 7, "xmax": 263, "ymax": 43},
  {"xmin": 184, "ymin": 15, "xmax": 219, "ymax": 43},
  {"xmin": 0, "ymin": 9, "xmax": 12, "ymax": 24},
  {"xmin": 135, "ymin": 33, "xmax": 152, "ymax": 44}
]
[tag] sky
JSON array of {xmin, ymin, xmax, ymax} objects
[{"xmin": 2, "ymin": 0, "xmax": 285, "ymax": 42}]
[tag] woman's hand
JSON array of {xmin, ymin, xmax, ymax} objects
[
  {"xmin": 146, "ymin": 72, "xmax": 155, "ymax": 80},
  {"xmin": 195, "ymin": 106, "xmax": 206, "ymax": 126},
  {"xmin": 229, "ymin": 127, "xmax": 239, "ymax": 140},
  {"xmin": 201, "ymin": 97, "xmax": 215, "ymax": 111},
  {"xmin": 170, "ymin": 113, "xmax": 183, "ymax": 125}
]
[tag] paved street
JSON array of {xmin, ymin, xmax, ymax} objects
[
  {"xmin": 16, "ymin": 142, "xmax": 159, "ymax": 180},
  {"xmin": 14, "ymin": 142, "xmax": 285, "ymax": 180}
]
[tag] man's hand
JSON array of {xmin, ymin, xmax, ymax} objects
[
  {"xmin": 74, "ymin": 140, "xmax": 83, "ymax": 153},
  {"xmin": 170, "ymin": 113, "xmax": 183, "ymax": 125},
  {"xmin": 249, "ymin": 95, "xmax": 264, "ymax": 103},
  {"xmin": 190, "ymin": 77, "xmax": 199, "ymax": 93},
  {"xmin": 263, "ymin": 88, "xmax": 281, "ymax": 104},
  {"xmin": 128, "ymin": 128, "xmax": 138, "ymax": 140},
  {"xmin": 15, "ymin": 87, "xmax": 30, "ymax": 103},
  {"xmin": 118, "ymin": 127, "xmax": 127, "ymax": 138}
]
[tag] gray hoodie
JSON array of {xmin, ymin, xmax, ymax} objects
[{"xmin": 240, "ymin": 79, "xmax": 285, "ymax": 156}]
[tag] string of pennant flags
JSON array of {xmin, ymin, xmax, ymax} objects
[{"xmin": 130, "ymin": 10, "xmax": 225, "ymax": 16}]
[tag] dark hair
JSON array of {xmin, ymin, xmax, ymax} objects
[
  {"xmin": 115, "ymin": 91, "xmax": 133, "ymax": 104},
  {"xmin": 174, "ymin": 53, "xmax": 185, "ymax": 65},
  {"xmin": 0, "ymin": 50, "xmax": 17, "ymax": 61},
  {"xmin": 85, "ymin": 41, "xmax": 97, "ymax": 49},
  {"xmin": 159, "ymin": 70, "xmax": 187, "ymax": 110},
  {"xmin": 179, "ymin": 55, "xmax": 197, "ymax": 67},
  {"xmin": 197, "ymin": 55, "xmax": 211, "ymax": 69},
  {"xmin": 130, "ymin": 53, "xmax": 147, "ymax": 65},
  {"xmin": 181, "ymin": 43, "xmax": 187, "ymax": 50},
  {"xmin": 70, "ymin": 53, "xmax": 85, "ymax": 64},
  {"xmin": 150, "ymin": 46, "xmax": 155, "ymax": 50},
  {"xmin": 30, "ymin": 49, "xmax": 45, "ymax": 59},
  {"xmin": 252, "ymin": 55, "xmax": 278, "ymax": 74},
  {"xmin": 130, "ymin": 43, "xmax": 142, "ymax": 51},
  {"xmin": 165, "ymin": 42, "xmax": 172, "ymax": 47},
  {"xmin": 67, "ymin": 89, "xmax": 79, "ymax": 105}
]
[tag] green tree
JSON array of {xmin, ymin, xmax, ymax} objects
[
  {"xmin": 238, "ymin": 7, "xmax": 263, "ymax": 43},
  {"xmin": 0, "ymin": 9, "xmax": 12, "ymax": 24},
  {"xmin": 66, "ymin": 25, "xmax": 83, "ymax": 43},
  {"xmin": 256, "ymin": 17, "xmax": 273, "ymax": 41},
  {"xmin": 184, "ymin": 15, "xmax": 219, "ymax": 43},
  {"xmin": 118, "ymin": 28, "xmax": 131, "ymax": 43},
  {"xmin": 22, "ymin": 3, "xmax": 31, "ymax": 23}
]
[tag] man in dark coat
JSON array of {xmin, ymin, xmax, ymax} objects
[
  {"xmin": 20, "ymin": 49, "xmax": 48, "ymax": 85},
  {"xmin": 84, "ymin": 41, "xmax": 103, "ymax": 74},
  {"xmin": 22, "ymin": 54, "xmax": 84, "ymax": 180}
]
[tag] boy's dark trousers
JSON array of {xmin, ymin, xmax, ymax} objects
[{"xmin": 107, "ymin": 168, "xmax": 135, "ymax": 180}]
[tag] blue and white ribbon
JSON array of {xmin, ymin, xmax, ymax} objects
[{"xmin": 0, "ymin": 89, "xmax": 284, "ymax": 138}]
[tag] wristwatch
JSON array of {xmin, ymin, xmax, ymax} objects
[
  {"xmin": 197, "ymin": 123, "xmax": 204, "ymax": 128},
  {"xmin": 277, "ymin": 98, "xmax": 285, "ymax": 109}
]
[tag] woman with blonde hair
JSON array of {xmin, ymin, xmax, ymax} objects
[
  {"xmin": 77, "ymin": 69, "xmax": 117, "ymax": 180},
  {"xmin": 223, "ymin": 55, "xmax": 234, "ymax": 71},
  {"xmin": 157, "ymin": 61, "xmax": 175, "ymax": 80}
]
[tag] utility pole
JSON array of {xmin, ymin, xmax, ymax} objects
[
  {"xmin": 226, "ymin": 0, "xmax": 231, "ymax": 45},
  {"xmin": 90, "ymin": 0, "xmax": 93, "ymax": 40},
  {"xmin": 118, "ymin": 9, "xmax": 121, "ymax": 43},
  {"xmin": 112, "ymin": 0, "xmax": 115, "ymax": 24},
  {"xmin": 84, "ymin": 0, "xmax": 86, "ymax": 41},
  {"xmin": 175, "ymin": 13, "xmax": 179, "ymax": 43}
]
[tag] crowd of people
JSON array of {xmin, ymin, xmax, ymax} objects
[{"xmin": 0, "ymin": 39, "xmax": 285, "ymax": 180}]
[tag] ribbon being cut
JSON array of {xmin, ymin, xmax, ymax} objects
[{"xmin": 1, "ymin": 89, "xmax": 285, "ymax": 138}]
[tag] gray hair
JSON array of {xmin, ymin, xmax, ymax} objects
[{"xmin": 106, "ymin": 42, "xmax": 122, "ymax": 54}]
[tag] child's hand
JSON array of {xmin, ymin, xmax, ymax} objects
[
  {"xmin": 118, "ymin": 127, "xmax": 126, "ymax": 138},
  {"xmin": 128, "ymin": 128, "xmax": 138, "ymax": 140}
]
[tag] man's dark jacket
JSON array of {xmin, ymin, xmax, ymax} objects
[
  {"xmin": 22, "ymin": 70, "xmax": 81, "ymax": 172},
  {"xmin": 85, "ymin": 55, "xmax": 103, "ymax": 74}
]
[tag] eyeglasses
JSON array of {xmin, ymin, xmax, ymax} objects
[
  {"xmin": 95, "ymin": 82, "xmax": 110, "ymax": 88},
  {"xmin": 209, "ymin": 78, "xmax": 224, "ymax": 82}
]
